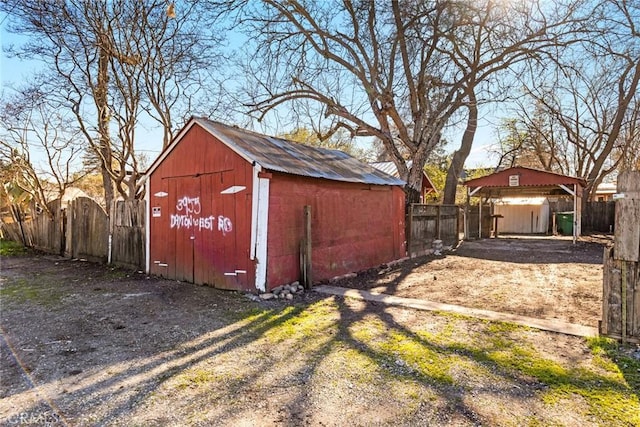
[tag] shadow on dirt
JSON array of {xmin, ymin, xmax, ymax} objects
[
  {"xmin": 1, "ymin": 248, "xmax": 635, "ymax": 425},
  {"xmin": 454, "ymin": 237, "xmax": 608, "ymax": 265}
]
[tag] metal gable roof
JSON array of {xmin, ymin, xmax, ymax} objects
[
  {"xmin": 369, "ymin": 160, "xmax": 436, "ymax": 190},
  {"xmin": 464, "ymin": 166, "xmax": 586, "ymax": 188},
  {"xmin": 195, "ymin": 118, "xmax": 405, "ymax": 186}
]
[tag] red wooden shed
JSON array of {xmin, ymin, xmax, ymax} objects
[{"xmin": 144, "ymin": 117, "xmax": 406, "ymax": 292}]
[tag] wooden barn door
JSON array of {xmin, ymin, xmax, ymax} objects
[
  {"xmin": 169, "ymin": 176, "xmax": 200, "ymax": 283},
  {"xmin": 196, "ymin": 172, "xmax": 251, "ymax": 290},
  {"xmin": 162, "ymin": 171, "xmax": 253, "ymax": 290}
]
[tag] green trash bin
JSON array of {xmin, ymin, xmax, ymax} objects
[{"xmin": 556, "ymin": 212, "xmax": 574, "ymax": 235}]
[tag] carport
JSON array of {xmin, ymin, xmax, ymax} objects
[{"xmin": 464, "ymin": 167, "xmax": 586, "ymax": 243}]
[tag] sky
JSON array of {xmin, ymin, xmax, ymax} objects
[{"xmin": 1, "ymin": 11, "xmax": 499, "ymax": 173}]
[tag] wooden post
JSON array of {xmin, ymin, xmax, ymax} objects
[
  {"xmin": 302, "ymin": 205, "xmax": 312, "ymax": 289},
  {"xmin": 407, "ymin": 204, "xmax": 414, "ymax": 257},
  {"xmin": 622, "ymin": 263, "xmax": 627, "ymax": 344},
  {"xmin": 478, "ymin": 197, "xmax": 483, "ymax": 239},
  {"xmin": 436, "ymin": 205, "xmax": 441, "ymax": 240},
  {"xmin": 601, "ymin": 170, "xmax": 640, "ymax": 343}
]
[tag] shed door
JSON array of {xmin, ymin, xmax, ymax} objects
[
  {"xmin": 197, "ymin": 172, "xmax": 251, "ymax": 290},
  {"xmin": 169, "ymin": 176, "xmax": 200, "ymax": 283},
  {"xmin": 162, "ymin": 172, "xmax": 252, "ymax": 290}
]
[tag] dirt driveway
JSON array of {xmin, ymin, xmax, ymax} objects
[
  {"xmin": 3, "ymin": 237, "xmax": 638, "ymax": 426},
  {"xmin": 334, "ymin": 236, "xmax": 607, "ymax": 327}
]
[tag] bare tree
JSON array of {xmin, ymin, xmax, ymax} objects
[
  {"xmin": 0, "ymin": 86, "xmax": 88, "ymax": 218},
  {"xmin": 494, "ymin": 110, "xmax": 572, "ymax": 173},
  {"xmin": 218, "ymin": 0, "xmax": 588, "ymax": 205},
  {"xmin": 508, "ymin": 0, "xmax": 640, "ymax": 200},
  {"xmin": 616, "ymin": 99, "xmax": 640, "ymax": 171},
  {"xmin": 2, "ymin": 0, "xmax": 223, "ymax": 213}
]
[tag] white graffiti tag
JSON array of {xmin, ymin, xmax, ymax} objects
[
  {"xmin": 218, "ymin": 216, "xmax": 233, "ymax": 235},
  {"xmin": 169, "ymin": 195, "xmax": 233, "ymax": 235},
  {"xmin": 170, "ymin": 214, "xmax": 216, "ymax": 231},
  {"xmin": 176, "ymin": 196, "xmax": 201, "ymax": 214}
]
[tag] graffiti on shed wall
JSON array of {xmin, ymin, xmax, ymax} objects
[{"xmin": 170, "ymin": 195, "xmax": 233, "ymax": 234}]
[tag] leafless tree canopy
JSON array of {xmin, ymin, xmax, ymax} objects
[
  {"xmin": 219, "ymin": 0, "xmax": 591, "ymax": 203},
  {"xmin": 3, "ymin": 0, "xmax": 635, "ymax": 211},
  {"xmin": 2, "ymin": 0, "xmax": 224, "ymax": 211},
  {"xmin": 0, "ymin": 86, "xmax": 88, "ymax": 218},
  {"xmin": 501, "ymin": 0, "xmax": 639, "ymax": 199}
]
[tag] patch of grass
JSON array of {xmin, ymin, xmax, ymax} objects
[
  {"xmin": 443, "ymin": 323, "xmax": 640, "ymax": 425},
  {"xmin": 152, "ymin": 295, "xmax": 640, "ymax": 425},
  {"xmin": 587, "ymin": 336, "xmax": 640, "ymax": 393},
  {"xmin": 0, "ymin": 278, "xmax": 63, "ymax": 306},
  {"xmin": 380, "ymin": 329, "xmax": 455, "ymax": 384},
  {"xmin": 0, "ymin": 239, "xmax": 28, "ymax": 256},
  {"xmin": 493, "ymin": 335, "xmax": 638, "ymax": 425},
  {"xmin": 349, "ymin": 317, "xmax": 456, "ymax": 385},
  {"xmin": 263, "ymin": 299, "xmax": 339, "ymax": 344},
  {"xmin": 174, "ymin": 367, "xmax": 230, "ymax": 390}
]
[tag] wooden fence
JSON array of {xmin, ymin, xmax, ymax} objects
[
  {"xmin": 1, "ymin": 198, "xmax": 145, "ymax": 269},
  {"xmin": 407, "ymin": 204, "xmax": 460, "ymax": 257},
  {"xmin": 583, "ymin": 201, "xmax": 616, "ymax": 232},
  {"xmin": 67, "ymin": 197, "xmax": 109, "ymax": 262},
  {"xmin": 463, "ymin": 204, "xmax": 492, "ymax": 239},
  {"xmin": 550, "ymin": 200, "xmax": 615, "ymax": 232},
  {"xmin": 600, "ymin": 171, "xmax": 640, "ymax": 343}
]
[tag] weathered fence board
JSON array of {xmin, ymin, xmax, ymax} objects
[
  {"xmin": 1, "ymin": 221, "xmax": 32, "ymax": 246},
  {"xmin": 408, "ymin": 204, "xmax": 459, "ymax": 257},
  {"xmin": 614, "ymin": 172, "xmax": 640, "ymax": 262},
  {"xmin": 601, "ymin": 170, "xmax": 640, "ymax": 343},
  {"xmin": 464, "ymin": 204, "xmax": 492, "ymax": 239},
  {"xmin": 31, "ymin": 199, "xmax": 65, "ymax": 255},
  {"xmin": 583, "ymin": 201, "xmax": 615, "ymax": 232},
  {"xmin": 110, "ymin": 200, "xmax": 146, "ymax": 269},
  {"xmin": 602, "ymin": 247, "xmax": 640, "ymax": 343},
  {"xmin": 3, "ymin": 197, "xmax": 147, "ymax": 269},
  {"xmin": 68, "ymin": 197, "xmax": 108, "ymax": 262}
]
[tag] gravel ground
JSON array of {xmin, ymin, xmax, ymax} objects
[{"xmin": 1, "ymin": 241, "xmax": 638, "ymax": 426}]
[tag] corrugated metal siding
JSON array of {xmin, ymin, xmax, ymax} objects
[
  {"xmin": 465, "ymin": 167, "xmax": 585, "ymax": 188},
  {"xmin": 266, "ymin": 173, "xmax": 406, "ymax": 287},
  {"xmin": 370, "ymin": 161, "xmax": 436, "ymax": 195},
  {"xmin": 196, "ymin": 118, "xmax": 405, "ymax": 186}
]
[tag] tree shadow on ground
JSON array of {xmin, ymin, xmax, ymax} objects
[
  {"xmin": 453, "ymin": 238, "xmax": 606, "ymax": 265},
  {"xmin": 1, "ymin": 254, "xmax": 636, "ymax": 425}
]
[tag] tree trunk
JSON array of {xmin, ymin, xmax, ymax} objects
[
  {"xmin": 443, "ymin": 96, "xmax": 478, "ymax": 205},
  {"xmin": 96, "ymin": 40, "xmax": 114, "ymax": 215}
]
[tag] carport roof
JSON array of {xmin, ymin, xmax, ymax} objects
[{"xmin": 465, "ymin": 167, "xmax": 585, "ymax": 197}]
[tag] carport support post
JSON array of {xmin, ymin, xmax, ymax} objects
[
  {"xmin": 479, "ymin": 197, "xmax": 482, "ymax": 239},
  {"xmin": 560, "ymin": 183, "xmax": 579, "ymax": 244},
  {"xmin": 573, "ymin": 184, "xmax": 578, "ymax": 245}
]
